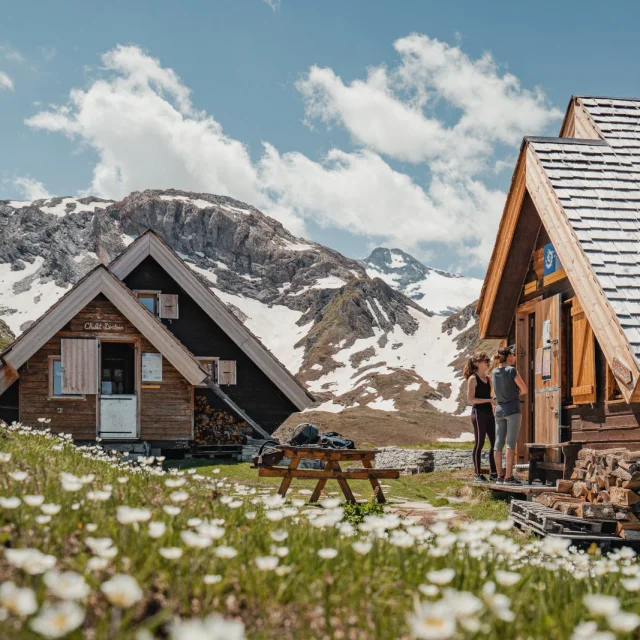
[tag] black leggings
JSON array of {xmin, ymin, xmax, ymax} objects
[{"xmin": 471, "ymin": 408, "xmax": 497, "ymax": 476}]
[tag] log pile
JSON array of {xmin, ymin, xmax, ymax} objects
[
  {"xmin": 533, "ymin": 448, "xmax": 640, "ymax": 540},
  {"xmin": 194, "ymin": 395, "xmax": 253, "ymax": 445}
]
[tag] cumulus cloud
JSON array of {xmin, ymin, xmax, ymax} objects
[
  {"xmin": 297, "ymin": 34, "xmax": 561, "ymax": 170},
  {"xmin": 0, "ymin": 71, "xmax": 13, "ymax": 91},
  {"xmin": 13, "ymin": 177, "xmax": 51, "ymax": 200},
  {"xmin": 24, "ymin": 39, "xmax": 561, "ymax": 269},
  {"xmin": 0, "ymin": 43, "xmax": 24, "ymax": 63}
]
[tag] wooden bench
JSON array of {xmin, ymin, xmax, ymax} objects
[
  {"xmin": 526, "ymin": 442, "xmax": 582, "ymax": 485},
  {"xmin": 253, "ymin": 446, "xmax": 400, "ymax": 504}
]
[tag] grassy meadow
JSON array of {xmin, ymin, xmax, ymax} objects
[{"xmin": 0, "ymin": 423, "xmax": 640, "ymax": 639}]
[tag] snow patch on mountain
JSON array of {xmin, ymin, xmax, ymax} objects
[{"xmin": 362, "ymin": 247, "xmax": 482, "ymax": 316}]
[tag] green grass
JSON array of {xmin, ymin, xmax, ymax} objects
[{"xmin": 0, "ymin": 426, "xmax": 638, "ymax": 639}]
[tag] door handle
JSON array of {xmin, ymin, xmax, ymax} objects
[{"xmin": 547, "ymin": 338, "xmax": 559, "ymax": 345}]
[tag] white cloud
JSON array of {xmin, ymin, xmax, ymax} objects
[
  {"xmin": 260, "ymin": 145, "xmax": 504, "ymax": 262},
  {"xmin": 24, "ymin": 39, "xmax": 561, "ymax": 269},
  {"xmin": 262, "ymin": 0, "xmax": 281, "ymax": 11},
  {"xmin": 0, "ymin": 71, "xmax": 13, "ymax": 91},
  {"xmin": 0, "ymin": 43, "xmax": 24, "ymax": 63},
  {"xmin": 297, "ymin": 34, "xmax": 562, "ymax": 171},
  {"xmin": 13, "ymin": 177, "xmax": 51, "ymax": 200}
]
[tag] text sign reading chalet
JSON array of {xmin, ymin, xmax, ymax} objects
[{"xmin": 83, "ymin": 321, "xmax": 125, "ymax": 332}]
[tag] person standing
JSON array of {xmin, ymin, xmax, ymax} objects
[
  {"xmin": 464, "ymin": 351, "xmax": 497, "ymax": 483},
  {"xmin": 491, "ymin": 346, "xmax": 528, "ymax": 485}
]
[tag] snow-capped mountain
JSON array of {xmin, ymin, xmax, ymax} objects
[
  {"xmin": 0, "ymin": 190, "xmax": 477, "ymax": 420},
  {"xmin": 362, "ymin": 247, "xmax": 482, "ymax": 316}
]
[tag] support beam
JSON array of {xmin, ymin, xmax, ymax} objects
[{"xmin": 204, "ymin": 378, "xmax": 271, "ymax": 439}]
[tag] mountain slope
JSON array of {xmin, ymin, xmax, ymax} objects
[
  {"xmin": 0, "ymin": 189, "xmax": 479, "ymax": 437},
  {"xmin": 362, "ymin": 247, "xmax": 482, "ymax": 316}
]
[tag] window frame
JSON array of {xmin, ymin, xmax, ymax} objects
[
  {"xmin": 196, "ymin": 357, "xmax": 219, "ymax": 387},
  {"xmin": 48, "ymin": 355, "xmax": 86, "ymax": 401},
  {"xmin": 134, "ymin": 290, "xmax": 162, "ymax": 316}
]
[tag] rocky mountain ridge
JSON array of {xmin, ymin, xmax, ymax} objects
[
  {"xmin": 0, "ymin": 189, "xmax": 480, "ymax": 422},
  {"xmin": 362, "ymin": 247, "xmax": 482, "ymax": 316}
]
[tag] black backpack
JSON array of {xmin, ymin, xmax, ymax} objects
[{"xmin": 290, "ymin": 423, "xmax": 320, "ymax": 446}]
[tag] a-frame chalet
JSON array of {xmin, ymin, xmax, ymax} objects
[
  {"xmin": 0, "ymin": 230, "xmax": 314, "ymax": 452},
  {"xmin": 479, "ymin": 96, "xmax": 640, "ymax": 462}
]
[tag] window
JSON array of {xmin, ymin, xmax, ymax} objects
[
  {"xmin": 52, "ymin": 357, "xmax": 63, "ymax": 396},
  {"xmin": 48, "ymin": 356, "xmax": 85, "ymax": 400},
  {"xmin": 136, "ymin": 292, "xmax": 159, "ymax": 316},
  {"xmin": 197, "ymin": 357, "xmax": 219, "ymax": 387}
]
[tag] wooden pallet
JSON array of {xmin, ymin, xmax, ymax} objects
[
  {"xmin": 190, "ymin": 444, "xmax": 242, "ymax": 459},
  {"xmin": 510, "ymin": 500, "xmax": 619, "ymax": 537}
]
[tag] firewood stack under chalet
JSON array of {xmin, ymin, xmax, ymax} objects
[
  {"xmin": 533, "ymin": 448, "xmax": 640, "ymax": 540},
  {"xmin": 193, "ymin": 395, "xmax": 253, "ymax": 445}
]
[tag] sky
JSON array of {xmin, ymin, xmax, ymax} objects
[{"xmin": 0, "ymin": 0, "xmax": 638, "ymax": 278}]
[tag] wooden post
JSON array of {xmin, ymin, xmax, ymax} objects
[
  {"xmin": 277, "ymin": 453, "xmax": 301, "ymax": 498},
  {"xmin": 362, "ymin": 457, "xmax": 386, "ymax": 504}
]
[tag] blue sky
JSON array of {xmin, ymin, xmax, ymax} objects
[{"xmin": 1, "ymin": 0, "xmax": 638, "ymax": 277}]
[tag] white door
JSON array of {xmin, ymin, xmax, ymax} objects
[{"xmin": 99, "ymin": 396, "xmax": 137, "ymax": 438}]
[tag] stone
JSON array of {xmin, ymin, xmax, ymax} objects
[{"xmin": 10, "ymin": 259, "xmax": 25, "ymax": 271}]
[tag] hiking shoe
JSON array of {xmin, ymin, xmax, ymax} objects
[
  {"xmin": 495, "ymin": 477, "xmax": 506, "ymax": 485},
  {"xmin": 489, "ymin": 474, "xmax": 499, "ymax": 483},
  {"xmin": 504, "ymin": 477, "xmax": 522, "ymax": 485},
  {"xmin": 474, "ymin": 474, "xmax": 488, "ymax": 483}
]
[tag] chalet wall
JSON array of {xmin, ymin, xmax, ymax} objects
[
  {"xmin": 123, "ymin": 256, "xmax": 299, "ymax": 433},
  {"xmin": 18, "ymin": 296, "xmax": 192, "ymax": 440}
]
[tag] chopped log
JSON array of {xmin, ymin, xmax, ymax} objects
[
  {"xmin": 609, "ymin": 487, "xmax": 640, "ymax": 508},
  {"xmin": 571, "ymin": 482, "xmax": 588, "ymax": 498},
  {"xmin": 571, "ymin": 468, "xmax": 586, "ymax": 480},
  {"xmin": 556, "ymin": 501, "xmax": 581, "ymax": 516},
  {"xmin": 556, "ymin": 480, "xmax": 574, "ymax": 493},
  {"xmin": 595, "ymin": 491, "xmax": 610, "ymax": 504},
  {"xmin": 610, "ymin": 467, "xmax": 633, "ymax": 482},
  {"xmin": 576, "ymin": 503, "xmax": 616, "ymax": 519},
  {"xmin": 625, "ymin": 511, "xmax": 640, "ymax": 523}
]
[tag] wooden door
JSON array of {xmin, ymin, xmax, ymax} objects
[
  {"xmin": 534, "ymin": 295, "xmax": 562, "ymax": 448},
  {"xmin": 61, "ymin": 338, "xmax": 98, "ymax": 395},
  {"xmin": 218, "ymin": 360, "xmax": 237, "ymax": 385},
  {"xmin": 514, "ymin": 310, "xmax": 533, "ymax": 462}
]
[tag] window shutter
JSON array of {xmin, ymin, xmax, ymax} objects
[
  {"xmin": 159, "ymin": 294, "xmax": 179, "ymax": 319},
  {"xmin": 570, "ymin": 299, "xmax": 596, "ymax": 404},
  {"xmin": 61, "ymin": 338, "xmax": 98, "ymax": 395},
  {"xmin": 218, "ymin": 360, "xmax": 236, "ymax": 385}
]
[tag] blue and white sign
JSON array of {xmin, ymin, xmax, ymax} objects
[{"xmin": 543, "ymin": 243, "xmax": 562, "ymax": 277}]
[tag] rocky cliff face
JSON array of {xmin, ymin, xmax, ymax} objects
[{"xmin": 0, "ymin": 189, "xmax": 481, "ymax": 418}]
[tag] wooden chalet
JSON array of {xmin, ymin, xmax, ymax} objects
[
  {"xmin": 479, "ymin": 96, "xmax": 640, "ymax": 462},
  {"xmin": 0, "ymin": 230, "xmax": 313, "ymax": 451}
]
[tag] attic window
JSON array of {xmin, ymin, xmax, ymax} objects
[
  {"xmin": 135, "ymin": 291, "xmax": 160, "ymax": 316},
  {"xmin": 197, "ymin": 357, "xmax": 219, "ymax": 387}
]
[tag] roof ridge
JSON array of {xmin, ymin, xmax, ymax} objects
[
  {"xmin": 522, "ymin": 136, "xmax": 609, "ymax": 149},
  {"xmin": 577, "ymin": 96, "xmax": 640, "ymax": 102}
]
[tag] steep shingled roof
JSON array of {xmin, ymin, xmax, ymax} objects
[{"xmin": 528, "ymin": 107, "xmax": 640, "ymax": 363}]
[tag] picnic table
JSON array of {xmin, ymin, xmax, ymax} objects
[{"xmin": 252, "ymin": 445, "xmax": 400, "ymax": 504}]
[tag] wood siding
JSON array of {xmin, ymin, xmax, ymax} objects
[
  {"xmin": 123, "ymin": 256, "xmax": 300, "ymax": 433},
  {"xmin": 19, "ymin": 296, "xmax": 193, "ymax": 441}
]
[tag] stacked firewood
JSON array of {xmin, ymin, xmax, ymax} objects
[
  {"xmin": 534, "ymin": 448, "xmax": 640, "ymax": 539},
  {"xmin": 193, "ymin": 396, "xmax": 253, "ymax": 445}
]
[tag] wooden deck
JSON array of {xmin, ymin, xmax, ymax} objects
[{"xmin": 471, "ymin": 481, "xmax": 556, "ymax": 501}]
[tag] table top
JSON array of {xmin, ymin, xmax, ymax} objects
[{"xmin": 277, "ymin": 446, "xmax": 378, "ymax": 459}]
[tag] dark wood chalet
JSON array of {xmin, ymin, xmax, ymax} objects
[
  {"xmin": 0, "ymin": 231, "xmax": 313, "ymax": 451},
  {"xmin": 479, "ymin": 96, "xmax": 640, "ymax": 462}
]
